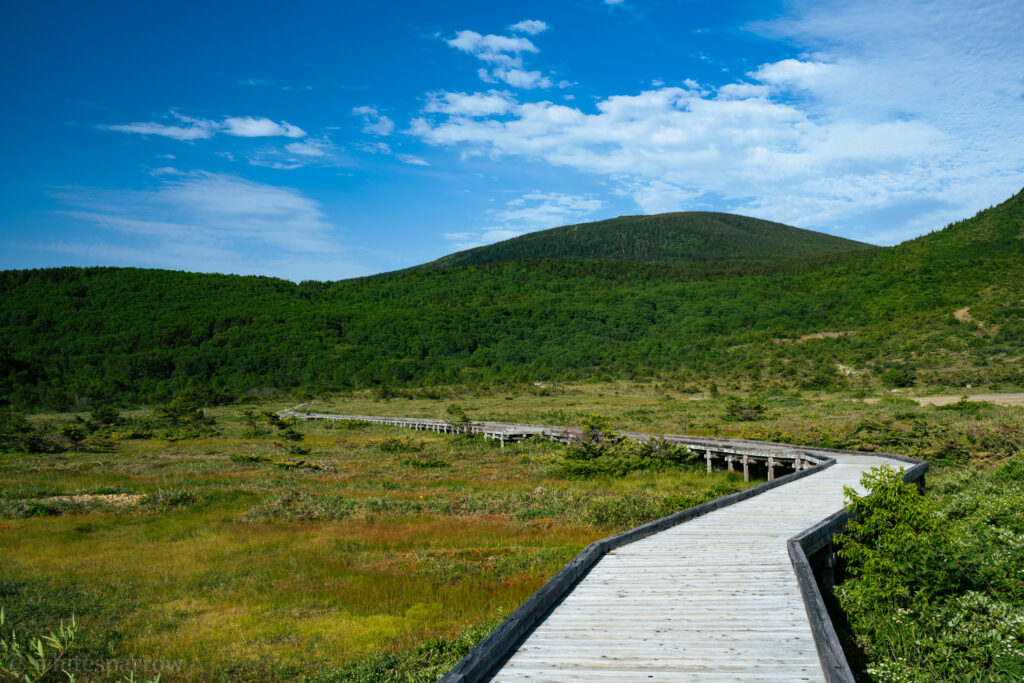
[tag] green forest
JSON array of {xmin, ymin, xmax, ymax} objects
[
  {"xmin": 1, "ymin": 188, "xmax": 1022, "ymax": 411},
  {"xmin": 416, "ymin": 210, "xmax": 874, "ymax": 270}
]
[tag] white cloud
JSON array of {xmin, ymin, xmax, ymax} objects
[
  {"xmin": 242, "ymin": 137, "xmax": 350, "ymax": 170},
  {"xmin": 716, "ymin": 82, "xmax": 769, "ymax": 100},
  {"xmin": 222, "ymin": 116, "xmax": 305, "ymax": 138},
  {"xmin": 447, "ymin": 31, "xmax": 539, "ymax": 67},
  {"xmin": 444, "ymin": 191, "xmax": 604, "ymax": 249},
  {"xmin": 103, "ymin": 120, "xmax": 215, "ymax": 141},
  {"xmin": 417, "ymin": 0, "xmax": 1024, "ymax": 243},
  {"xmin": 352, "ymin": 105, "xmax": 395, "ymax": 136},
  {"xmin": 425, "ymin": 90, "xmax": 517, "ymax": 117},
  {"xmin": 446, "ymin": 27, "xmax": 563, "ymax": 90},
  {"xmin": 49, "ymin": 172, "xmax": 370, "ymax": 280},
  {"xmin": 750, "ymin": 59, "xmax": 837, "ymax": 91},
  {"xmin": 508, "ymin": 20, "xmax": 549, "ymax": 35},
  {"xmin": 396, "ymin": 154, "xmax": 430, "ymax": 166},
  {"xmin": 102, "ymin": 111, "xmax": 307, "ymax": 141},
  {"xmin": 248, "ymin": 160, "xmax": 304, "ymax": 170},
  {"xmin": 493, "ymin": 68, "xmax": 552, "ymax": 90},
  {"xmin": 499, "ymin": 192, "xmax": 604, "ymax": 226},
  {"xmin": 358, "ymin": 141, "xmax": 392, "ymax": 154},
  {"xmin": 285, "ymin": 139, "xmax": 331, "ymax": 157}
]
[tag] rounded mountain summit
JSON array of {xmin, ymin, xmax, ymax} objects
[{"xmin": 420, "ymin": 212, "xmax": 876, "ymax": 270}]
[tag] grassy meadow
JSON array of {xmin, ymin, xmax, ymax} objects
[{"xmin": 2, "ymin": 382, "xmax": 1023, "ymax": 680}]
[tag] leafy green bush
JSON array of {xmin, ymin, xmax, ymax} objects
[
  {"xmin": 229, "ymin": 453, "xmax": 271, "ymax": 464},
  {"xmin": 880, "ymin": 366, "xmax": 916, "ymax": 388},
  {"xmin": 376, "ymin": 438, "xmax": 423, "ymax": 454},
  {"xmin": 401, "ymin": 457, "xmax": 450, "ymax": 468},
  {"xmin": 835, "ymin": 465, "xmax": 1024, "ymax": 679},
  {"xmin": 1, "ymin": 607, "xmax": 77, "ymax": 682},
  {"xmin": 0, "ymin": 409, "xmax": 66, "ymax": 453},
  {"xmin": 935, "ymin": 396, "xmax": 989, "ymax": 414},
  {"xmin": 555, "ymin": 436, "xmax": 700, "ymax": 478},
  {"xmin": 836, "ymin": 466, "xmax": 946, "ymax": 612},
  {"xmin": 152, "ymin": 398, "xmax": 216, "ymax": 439},
  {"xmin": 995, "ymin": 453, "xmax": 1024, "ymax": 481},
  {"xmin": 722, "ymin": 395, "xmax": 766, "ymax": 421}
]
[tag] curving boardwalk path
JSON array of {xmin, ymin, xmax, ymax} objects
[
  {"xmin": 492, "ymin": 453, "xmax": 899, "ymax": 681},
  {"xmin": 284, "ymin": 410, "xmax": 923, "ymax": 681}
]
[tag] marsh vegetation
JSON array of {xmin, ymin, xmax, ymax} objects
[{"xmin": 2, "ymin": 382, "xmax": 1022, "ymax": 679}]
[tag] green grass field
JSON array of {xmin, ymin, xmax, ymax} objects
[{"xmin": 2, "ymin": 383, "xmax": 1022, "ymax": 681}]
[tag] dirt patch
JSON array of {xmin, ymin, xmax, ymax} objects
[
  {"xmin": 772, "ymin": 331, "xmax": 855, "ymax": 346},
  {"xmin": 913, "ymin": 393, "xmax": 1024, "ymax": 407},
  {"xmin": 41, "ymin": 493, "xmax": 145, "ymax": 507},
  {"xmin": 953, "ymin": 306, "xmax": 975, "ymax": 322}
]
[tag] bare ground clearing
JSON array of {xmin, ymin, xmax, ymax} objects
[{"xmin": 912, "ymin": 393, "xmax": 1024, "ymax": 407}]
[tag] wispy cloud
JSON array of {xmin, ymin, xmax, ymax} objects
[
  {"xmin": 222, "ymin": 116, "xmax": 305, "ymax": 138},
  {"xmin": 446, "ymin": 27, "xmax": 565, "ymax": 90},
  {"xmin": 396, "ymin": 154, "xmax": 430, "ymax": 166},
  {"xmin": 245, "ymin": 137, "xmax": 351, "ymax": 170},
  {"xmin": 285, "ymin": 139, "xmax": 332, "ymax": 157},
  {"xmin": 352, "ymin": 106, "xmax": 395, "ymax": 136},
  {"xmin": 444, "ymin": 192, "xmax": 604, "ymax": 249},
  {"xmin": 418, "ymin": 0, "xmax": 1024, "ymax": 243},
  {"xmin": 102, "ymin": 111, "xmax": 306, "ymax": 141},
  {"xmin": 48, "ymin": 172, "xmax": 371, "ymax": 280},
  {"xmin": 424, "ymin": 90, "xmax": 517, "ymax": 117},
  {"xmin": 508, "ymin": 20, "xmax": 549, "ymax": 35}
]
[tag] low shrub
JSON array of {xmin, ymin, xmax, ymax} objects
[
  {"xmin": 401, "ymin": 458, "xmax": 450, "ymax": 468},
  {"xmin": 229, "ymin": 453, "xmax": 271, "ymax": 464},
  {"xmin": 722, "ymin": 395, "xmax": 766, "ymax": 421},
  {"xmin": 0, "ymin": 607, "xmax": 78, "ymax": 682},
  {"xmin": 835, "ymin": 464, "xmax": 1024, "ymax": 680},
  {"xmin": 376, "ymin": 438, "xmax": 423, "ymax": 454},
  {"xmin": 995, "ymin": 453, "xmax": 1024, "ymax": 481},
  {"xmin": 555, "ymin": 436, "xmax": 700, "ymax": 478}
]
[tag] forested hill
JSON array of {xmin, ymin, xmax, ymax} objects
[
  {"xmin": 1, "ymin": 190, "xmax": 1022, "ymax": 411},
  {"xmin": 418, "ymin": 212, "xmax": 875, "ymax": 270}
]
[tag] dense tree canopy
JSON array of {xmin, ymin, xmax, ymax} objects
[{"xmin": 1, "ymin": 189, "xmax": 1022, "ymax": 410}]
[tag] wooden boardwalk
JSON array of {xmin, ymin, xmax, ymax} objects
[
  {"xmin": 281, "ymin": 408, "xmax": 924, "ymax": 681},
  {"xmin": 492, "ymin": 453, "xmax": 898, "ymax": 681}
]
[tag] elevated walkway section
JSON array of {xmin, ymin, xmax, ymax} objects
[{"xmin": 279, "ymin": 409, "xmax": 925, "ymax": 681}]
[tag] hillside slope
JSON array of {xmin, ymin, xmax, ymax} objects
[
  {"xmin": 421, "ymin": 212, "xmax": 875, "ymax": 269},
  {"xmin": 1, "ymin": 193, "xmax": 1022, "ymax": 410}
]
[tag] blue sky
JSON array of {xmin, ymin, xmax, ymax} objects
[{"xmin": 1, "ymin": 0, "xmax": 1022, "ymax": 281}]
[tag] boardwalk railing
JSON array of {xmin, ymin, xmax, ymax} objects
[
  {"xmin": 280, "ymin": 409, "xmax": 927, "ymax": 681},
  {"xmin": 281, "ymin": 410, "xmax": 824, "ymax": 482}
]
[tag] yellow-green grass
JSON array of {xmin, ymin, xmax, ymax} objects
[
  {"xmin": 5, "ymin": 385, "xmax": 1022, "ymax": 680},
  {"xmin": 0, "ymin": 411, "xmax": 754, "ymax": 681}
]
